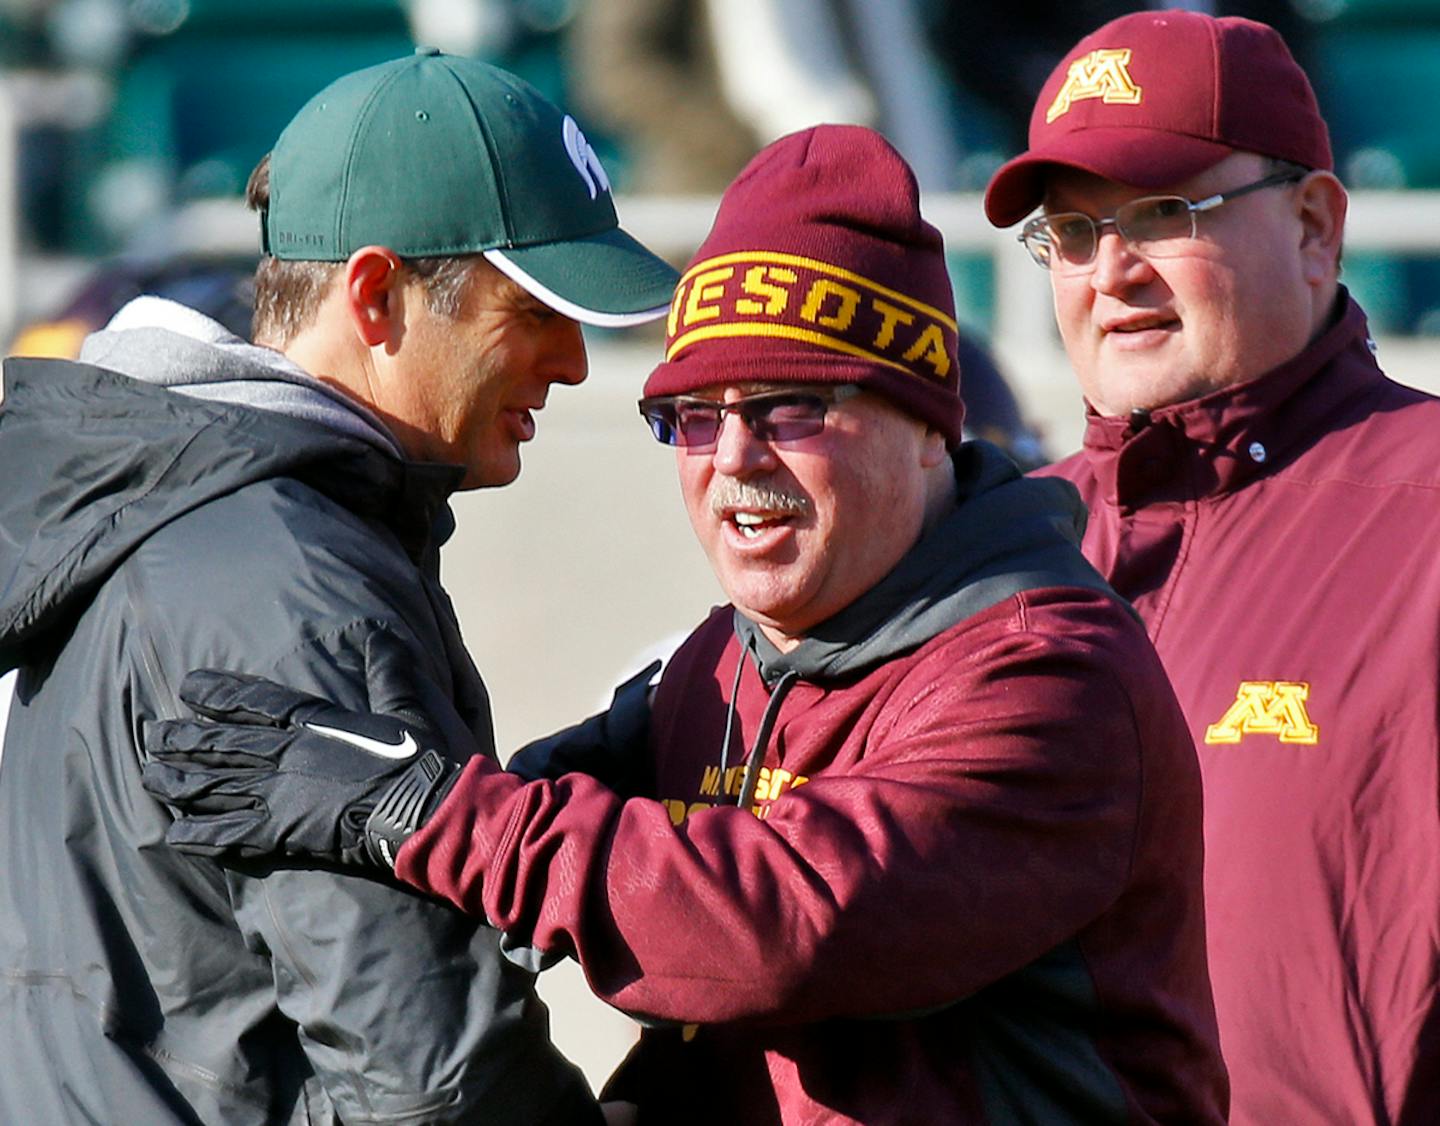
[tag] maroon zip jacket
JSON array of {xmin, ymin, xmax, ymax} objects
[
  {"xmin": 1041, "ymin": 293, "xmax": 1440, "ymax": 1124},
  {"xmin": 396, "ymin": 448, "xmax": 1225, "ymax": 1124}
]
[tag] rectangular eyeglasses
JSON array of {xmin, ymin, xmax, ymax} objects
[
  {"xmin": 638, "ymin": 385, "xmax": 861, "ymax": 449},
  {"xmin": 1019, "ymin": 167, "xmax": 1308, "ymax": 271}
]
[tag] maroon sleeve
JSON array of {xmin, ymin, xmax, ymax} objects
[{"xmin": 395, "ymin": 600, "xmax": 1150, "ymax": 1026}]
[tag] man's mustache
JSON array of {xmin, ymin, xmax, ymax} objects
[{"xmin": 708, "ymin": 477, "xmax": 810, "ymax": 517}]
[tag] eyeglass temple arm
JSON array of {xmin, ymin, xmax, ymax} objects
[{"xmin": 1193, "ymin": 168, "xmax": 1308, "ymax": 213}]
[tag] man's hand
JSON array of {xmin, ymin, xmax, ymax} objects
[{"xmin": 142, "ymin": 670, "xmax": 459, "ymax": 869}]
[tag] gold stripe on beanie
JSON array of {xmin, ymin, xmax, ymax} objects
[
  {"xmin": 665, "ymin": 323, "xmax": 938, "ymax": 379},
  {"xmin": 665, "ymin": 251, "xmax": 957, "ymax": 384}
]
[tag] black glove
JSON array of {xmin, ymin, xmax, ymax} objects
[{"xmin": 142, "ymin": 669, "xmax": 460, "ymax": 869}]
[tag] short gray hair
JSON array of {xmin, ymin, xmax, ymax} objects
[{"xmin": 246, "ymin": 154, "xmax": 483, "ymax": 345}]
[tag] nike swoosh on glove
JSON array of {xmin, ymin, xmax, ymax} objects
[{"xmin": 142, "ymin": 670, "xmax": 460, "ymax": 869}]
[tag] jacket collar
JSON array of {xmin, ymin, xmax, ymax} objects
[
  {"xmin": 295, "ymin": 453, "xmax": 462, "ymax": 570},
  {"xmin": 1081, "ymin": 292, "xmax": 1382, "ymax": 508}
]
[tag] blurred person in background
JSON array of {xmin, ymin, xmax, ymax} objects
[
  {"xmin": 567, "ymin": 0, "xmax": 759, "ymax": 194},
  {"xmin": 986, "ymin": 10, "xmax": 1440, "ymax": 1122},
  {"xmin": 0, "ymin": 49, "xmax": 675, "ymax": 1124},
  {"xmin": 570, "ymin": 0, "xmax": 952, "ymax": 193},
  {"xmin": 145, "ymin": 125, "xmax": 1227, "ymax": 1125},
  {"xmin": 7, "ymin": 251, "xmax": 255, "ymax": 358}
]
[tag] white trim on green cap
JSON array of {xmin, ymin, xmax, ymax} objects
[{"xmin": 486, "ymin": 250, "xmax": 673, "ymax": 328}]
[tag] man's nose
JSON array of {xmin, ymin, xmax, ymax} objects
[
  {"xmin": 546, "ymin": 318, "xmax": 588, "ymax": 386},
  {"xmin": 1089, "ymin": 228, "xmax": 1154, "ymax": 294},
  {"xmin": 710, "ymin": 411, "xmax": 777, "ymax": 477}
]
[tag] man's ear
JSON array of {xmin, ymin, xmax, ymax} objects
[
  {"xmin": 343, "ymin": 246, "xmax": 406, "ymax": 349},
  {"xmin": 1295, "ymin": 171, "xmax": 1347, "ymax": 286},
  {"xmin": 920, "ymin": 424, "xmax": 951, "ymax": 469}
]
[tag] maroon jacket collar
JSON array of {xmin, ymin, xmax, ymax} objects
[{"xmin": 1080, "ymin": 293, "xmax": 1381, "ymax": 508}]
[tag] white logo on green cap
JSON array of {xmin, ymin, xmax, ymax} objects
[{"xmin": 562, "ymin": 115, "xmax": 610, "ymax": 201}]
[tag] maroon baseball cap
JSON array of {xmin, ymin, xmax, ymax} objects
[
  {"xmin": 984, "ymin": 11, "xmax": 1332, "ymax": 227},
  {"xmin": 645, "ymin": 124, "xmax": 964, "ymax": 446}
]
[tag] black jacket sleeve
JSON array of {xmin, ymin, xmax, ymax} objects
[{"xmin": 218, "ymin": 622, "xmax": 602, "ymax": 1124}]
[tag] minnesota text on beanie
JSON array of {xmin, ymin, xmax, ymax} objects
[{"xmin": 645, "ymin": 124, "xmax": 964, "ymax": 446}]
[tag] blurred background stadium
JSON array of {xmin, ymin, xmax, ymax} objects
[{"xmin": 3, "ymin": 0, "xmax": 1436, "ymax": 1093}]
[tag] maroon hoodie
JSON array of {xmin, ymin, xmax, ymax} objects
[
  {"xmin": 397, "ymin": 447, "xmax": 1225, "ymax": 1124},
  {"xmin": 1041, "ymin": 293, "xmax": 1440, "ymax": 1124}
]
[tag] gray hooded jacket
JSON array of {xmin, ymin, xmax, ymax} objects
[{"xmin": 0, "ymin": 300, "xmax": 598, "ymax": 1124}]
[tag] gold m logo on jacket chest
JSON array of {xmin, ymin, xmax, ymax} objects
[{"xmin": 1204, "ymin": 681, "xmax": 1319, "ymax": 745}]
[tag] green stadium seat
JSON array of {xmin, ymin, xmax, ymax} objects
[
  {"xmin": 1310, "ymin": 0, "xmax": 1440, "ymax": 28},
  {"xmin": 1312, "ymin": 29, "xmax": 1440, "ymax": 188},
  {"xmin": 75, "ymin": 34, "xmax": 414, "ymax": 250},
  {"xmin": 170, "ymin": 0, "xmax": 409, "ymax": 35}
]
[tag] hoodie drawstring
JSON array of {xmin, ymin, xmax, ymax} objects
[
  {"xmin": 715, "ymin": 640, "xmax": 801, "ymax": 812},
  {"xmin": 735, "ymin": 669, "xmax": 799, "ymax": 812}
]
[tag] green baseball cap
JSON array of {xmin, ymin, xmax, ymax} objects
[{"xmin": 264, "ymin": 48, "xmax": 678, "ymax": 327}]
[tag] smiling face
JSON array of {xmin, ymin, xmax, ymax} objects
[
  {"xmin": 676, "ymin": 383, "xmax": 950, "ymax": 650},
  {"xmin": 386, "ymin": 260, "xmax": 588, "ymax": 488},
  {"xmin": 1044, "ymin": 151, "xmax": 1340, "ymax": 417}
]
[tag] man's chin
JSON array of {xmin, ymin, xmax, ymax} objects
[
  {"xmin": 461, "ymin": 449, "xmax": 523, "ymax": 490},
  {"xmin": 723, "ymin": 582, "xmax": 820, "ymax": 645},
  {"xmin": 1086, "ymin": 365, "xmax": 1201, "ymax": 418}
]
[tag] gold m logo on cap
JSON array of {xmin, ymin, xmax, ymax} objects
[
  {"xmin": 1204, "ymin": 681, "xmax": 1319, "ymax": 745},
  {"xmin": 1046, "ymin": 48, "xmax": 1143, "ymax": 124},
  {"xmin": 665, "ymin": 251, "xmax": 955, "ymax": 383}
]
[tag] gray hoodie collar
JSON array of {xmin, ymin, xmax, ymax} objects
[
  {"xmin": 78, "ymin": 296, "xmax": 402, "ymax": 457},
  {"xmin": 735, "ymin": 441, "xmax": 1123, "ymax": 685}
]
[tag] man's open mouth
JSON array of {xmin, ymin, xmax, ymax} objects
[{"xmin": 730, "ymin": 511, "xmax": 791, "ymax": 539}]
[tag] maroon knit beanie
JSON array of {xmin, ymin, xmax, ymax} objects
[{"xmin": 643, "ymin": 125, "xmax": 964, "ymax": 446}]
